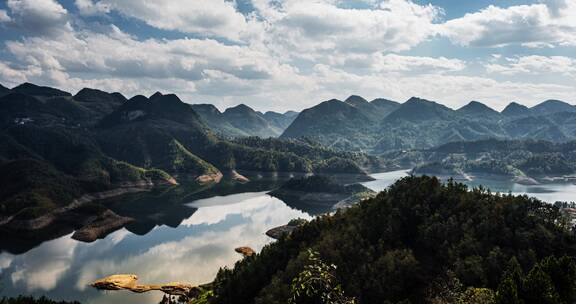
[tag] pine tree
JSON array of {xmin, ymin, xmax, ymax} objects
[
  {"xmin": 495, "ymin": 258, "xmax": 523, "ymax": 304},
  {"xmin": 522, "ymin": 265, "xmax": 561, "ymax": 304},
  {"xmin": 540, "ymin": 256, "xmax": 576, "ymax": 303}
]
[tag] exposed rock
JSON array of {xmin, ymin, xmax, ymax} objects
[
  {"xmin": 266, "ymin": 218, "xmax": 308, "ymax": 240},
  {"xmin": 266, "ymin": 225, "xmax": 298, "ymax": 240},
  {"xmin": 91, "ymin": 274, "xmax": 199, "ymax": 297},
  {"xmin": 72, "ymin": 210, "xmax": 134, "ymax": 242},
  {"xmin": 196, "ymin": 172, "xmax": 223, "ymax": 184},
  {"xmin": 230, "ymin": 170, "xmax": 250, "ymax": 183},
  {"xmin": 235, "ymin": 246, "xmax": 255, "ymax": 257}
]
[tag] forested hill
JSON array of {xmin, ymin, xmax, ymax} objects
[
  {"xmin": 204, "ymin": 176, "xmax": 576, "ymax": 304},
  {"xmin": 281, "ymin": 95, "xmax": 576, "ymax": 153},
  {"xmin": 0, "ymin": 83, "xmax": 375, "ymax": 227},
  {"xmin": 190, "ymin": 103, "xmax": 298, "ymax": 138},
  {"xmin": 387, "ymin": 139, "xmax": 576, "ymax": 181}
]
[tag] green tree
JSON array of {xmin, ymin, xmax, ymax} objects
[
  {"xmin": 496, "ymin": 258, "xmax": 524, "ymax": 304},
  {"xmin": 539, "ymin": 256, "xmax": 576, "ymax": 303},
  {"xmin": 289, "ymin": 249, "xmax": 355, "ymax": 304},
  {"xmin": 522, "ymin": 265, "xmax": 561, "ymax": 304},
  {"xmin": 457, "ymin": 287, "xmax": 496, "ymax": 304}
]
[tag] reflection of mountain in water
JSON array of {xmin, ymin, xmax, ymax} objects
[
  {"xmin": 0, "ymin": 172, "xmax": 374, "ymax": 254},
  {"xmin": 108, "ymin": 173, "xmax": 296, "ymax": 235},
  {"xmin": 0, "ymin": 221, "xmax": 77, "ymax": 254},
  {"xmin": 0, "ymin": 173, "xmax": 296, "ymax": 254},
  {"xmin": 271, "ymin": 196, "xmax": 334, "ymax": 215}
]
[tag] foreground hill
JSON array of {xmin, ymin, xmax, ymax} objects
[
  {"xmin": 201, "ymin": 176, "xmax": 576, "ymax": 303},
  {"xmin": 282, "ymin": 95, "xmax": 576, "ymax": 153}
]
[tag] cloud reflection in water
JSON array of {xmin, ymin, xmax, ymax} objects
[{"xmin": 0, "ymin": 191, "xmax": 310, "ymax": 304}]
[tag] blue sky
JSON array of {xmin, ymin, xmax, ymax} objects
[{"xmin": 0, "ymin": 0, "xmax": 575, "ymax": 111}]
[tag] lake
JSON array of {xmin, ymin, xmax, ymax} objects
[{"xmin": 1, "ymin": 170, "xmax": 575, "ymax": 303}]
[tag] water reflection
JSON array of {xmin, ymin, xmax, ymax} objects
[
  {"xmin": 0, "ymin": 189, "xmax": 310, "ymax": 303},
  {"xmin": 0, "ymin": 175, "xmax": 291, "ymax": 254}
]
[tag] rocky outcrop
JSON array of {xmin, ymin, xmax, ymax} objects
[
  {"xmin": 230, "ymin": 170, "xmax": 250, "ymax": 183},
  {"xmin": 266, "ymin": 225, "xmax": 298, "ymax": 240},
  {"xmin": 196, "ymin": 172, "xmax": 223, "ymax": 184},
  {"xmin": 235, "ymin": 246, "xmax": 255, "ymax": 257},
  {"xmin": 91, "ymin": 274, "xmax": 200, "ymax": 297},
  {"xmin": 266, "ymin": 218, "xmax": 308, "ymax": 240}
]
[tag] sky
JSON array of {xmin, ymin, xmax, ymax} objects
[{"xmin": 0, "ymin": 0, "xmax": 575, "ymax": 112}]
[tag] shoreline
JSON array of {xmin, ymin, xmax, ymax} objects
[
  {"xmin": 0, "ymin": 180, "xmax": 175, "ymax": 240},
  {"xmin": 409, "ymin": 170, "xmax": 576, "ymax": 186}
]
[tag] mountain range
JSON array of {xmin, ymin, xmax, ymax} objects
[
  {"xmin": 0, "ymin": 83, "xmax": 375, "ymax": 233},
  {"xmin": 282, "ymin": 95, "xmax": 576, "ymax": 153}
]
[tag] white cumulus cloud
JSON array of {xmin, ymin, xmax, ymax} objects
[
  {"xmin": 440, "ymin": 2, "xmax": 576, "ymax": 48},
  {"xmin": 0, "ymin": 0, "xmax": 575, "ymax": 112},
  {"xmin": 4, "ymin": 0, "xmax": 72, "ymax": 36},
  {"xmin": 261, "ymin": 0, "xmax": 442, "ymax": 57},
  {"xmin": 90, "ymin": 0, "xmax": 250, "ymax": 41}
]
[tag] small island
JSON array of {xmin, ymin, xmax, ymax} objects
[{"xmin": 269, "ymin": 175, "xmax": 376, "ymax": 214}]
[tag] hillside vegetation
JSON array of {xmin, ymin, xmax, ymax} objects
[
  {"xmin": 203, "ymin": 176, "xmax": 576, "ymax": 304},
  {"xmin": 390, "ymin": 139, "xmax": 576, "ymax": 181},
  {"xmin": 282, "ymin": 95, "xmax": 576, "ymax": 153}
]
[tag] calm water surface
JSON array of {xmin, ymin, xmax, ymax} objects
[{"xmin": 1, "ymin": 170, "xmax": 575, "ymax": 303}]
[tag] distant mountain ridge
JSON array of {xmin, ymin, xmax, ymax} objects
[
  {"xmin": 282, "ymin": 94, "xmax": 576, "ymax": 153},
  {"xmin": 191, "ymin": 103, "xmax": 297, "ymax": 138},
  {"xmin": 457, "ymin": 101, "xmax": 501, "ymax": 120},
  {"xmin": 12, "ymin": 82, "xmax": 72, "ymax": 98}
]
